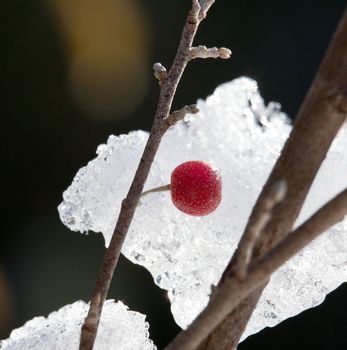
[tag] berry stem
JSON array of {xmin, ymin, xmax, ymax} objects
[{"xmin": 141, "ymin": 184, "xmax": 171, "ymax": 197}]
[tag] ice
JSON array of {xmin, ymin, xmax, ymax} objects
[
  {"xmin": 0, "ymin": 300, "xmax": 156, "ymax": 350},
  {"xmin": 244, "ymin": 126, "xmax": 347, "ymax": 337},
  {"xmin": 58, "ymin": 77, "xmax": 347, "ymax": 340}
]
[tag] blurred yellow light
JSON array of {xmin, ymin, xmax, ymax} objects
[{"xmin": 50, "ymin": 0, "xmax": 151, "ymax": 120}]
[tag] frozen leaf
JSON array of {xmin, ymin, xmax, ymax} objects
[
  {"xmin": 0, "ymin": 300, "xmax": 156, "ymax": 350},
  {"xmin": 58, "ymin": 77, "xmax": 347, "ymax": 340}
]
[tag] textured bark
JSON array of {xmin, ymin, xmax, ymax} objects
[
  {"xmin": 197, "ymin": 291, "xmax": 262, "ymax": 350},
  {"xmin": 199, "ymin": 6, "xmax": 347, "ymax": 350}
]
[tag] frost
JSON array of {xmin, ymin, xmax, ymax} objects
[
  {"xmin": 0, "ymin": 300, "xmax": 156, "ymax": 350},
  {"xmin": 58, "ymin": 77, "xmax": 347, "ymax": 340}
]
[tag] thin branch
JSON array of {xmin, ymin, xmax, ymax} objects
[
  {"xmin": 232, "ymin": 180, "xmax": 287, "ymax": 281},
  {"xmin": 163, "ymin": 104, "xmax": 199, "ymax": 130},
  {"xmin": 165, "ymin": 187, "xmax": 347, "ymax": 350},
  {"xmin": 198, "ymin": 0, "xmax": 215, "ymax": 19},
  {"xmin": 78, "ymin": 1, "xmax": 230, "ymax": 349},
  {"xmin": 198, "ymin": 7, "xmax": 347, "ymax": 349},
  {"xmin": 189, "ymin": 46, "xmax": 232, "ymax": 60}
]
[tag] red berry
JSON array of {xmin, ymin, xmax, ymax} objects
[{"xmin": 170, "ymin": 161, "xmax": 222, "ymax": 216}]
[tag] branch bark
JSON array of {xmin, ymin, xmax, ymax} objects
[
  {"xmin": 198, "ymin": 6, "xmax": 347, "ymax": 349},
  {"xmin": 78, "ymin": 1, "xmax": 228, "ymax": 349},
  {"xmin": 164, "ymin": 104, "xmax": 200, "ymax": 129},
  {"xmin": 232, "ymin": 180, "xmax": 287, "ymax": 281},
  {"xmin": 165, "ymin": 187, "xmax": 347, "ymax": 350}
]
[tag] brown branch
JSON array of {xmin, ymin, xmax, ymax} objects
[
  {"xmin": 163, "ymin": 104, "xmax": 199, "ymax": 130},
  {"xmin": 198, "ymin": 6, "xmax": 347, "ymax": 349},
  {"xmin": 198, "ymin": 0, "xmax": 215, "ymax": 19},
  {"xmin": 78, "ymin": 1, "xmax": 229, "ymax": 349},
  {"xmin": 232, "ymin": 180, "xmax": 287, "ymax": 281},
  {"xmin": 165, "ymin": 187, "xmax": 347, "ymax": 350}
]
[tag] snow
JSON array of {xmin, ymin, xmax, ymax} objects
[
  {"xmin": 0, "ymin": 300, "xmax": 156, "ymax": 350},
  {"xmin": 58, "ymin": 77, "xmax": 347, "ymax": 340}
]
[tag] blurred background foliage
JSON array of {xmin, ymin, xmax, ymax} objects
[{"xmin": 1, "ymin": 0, "xmax": 346, "ymax": 348}]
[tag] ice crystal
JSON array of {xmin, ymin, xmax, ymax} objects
[
  {"xmin": 0, "ymin": 300, "xmax": 156, "ymax": 350},
  {"xmin": 58, "ymin": 77, "xmax": 347, "ymax": 339}
]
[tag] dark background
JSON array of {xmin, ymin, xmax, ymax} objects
[{"xmin": 1, "ymin": 0, "xmax": 347, "ymax": 349}]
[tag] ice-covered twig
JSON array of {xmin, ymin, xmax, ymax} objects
[
  {"xmin": 153, "ymin": 62, "xmax": 167, "ymax": 85},
  {"xmin": 79, "ymin": 1, "xmax": 230, "ymax": 349},
  {"xmin": 189, "ymin": 46, "xmax": 231, "ymax": 60},
  {"xmin": 199, "ymin": 7, "xmax": 347, "ymax": 349},
  {"xmin": 232, "ymin": 180, "xmax": 287, "ymax": 281},
  {"xmin": 165, "ymin": 187, "xmax": 347, "ymax": 350}
]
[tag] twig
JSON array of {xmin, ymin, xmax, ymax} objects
[
  {"xmin": 198, "ymin": 6, "xmax": 347, "ymax": 349},
  {"xmin": 163, "ymin": 104, "xmax": 199, "ymax": 130},
  {"xmin": 153, "ymin": 63, "xmax": 167, "ymax": 85},
  {"xmin": 198, "ymin": 0, "xmax": 215, "ymax": 19},
  {"xmin": 232, "ymin": 180, "xmax": 287, "ymax": 281},
  {"xmin": 79, "ymin": 1, "xmax": 229, "ymax": 349},
  {"xmin": 165, "ymin": 187, "xmax": 347, "ymax": 350},
  {"xmin": 189, "ymin": 46, "xmax": 232, "ymax": 60}
]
